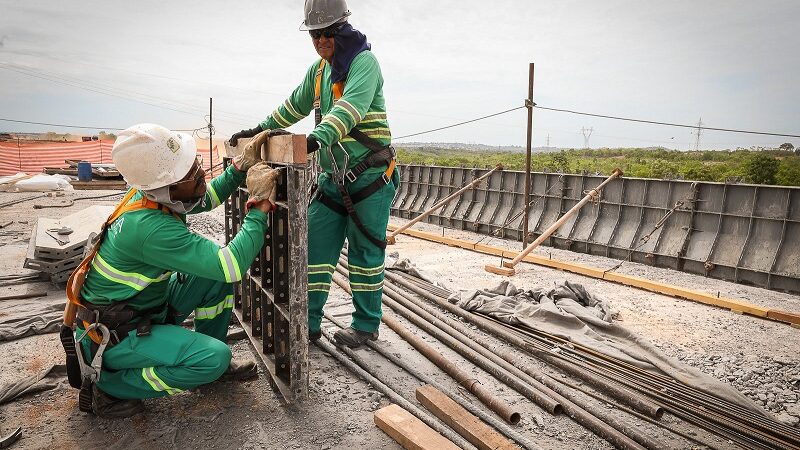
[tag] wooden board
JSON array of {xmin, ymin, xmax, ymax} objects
[
  {"xmin": 387, "ymin": 224, "xmax": 800, "ymax": 326},
  {"xmin": 416, "ymin": 385, "xmax": 518, "ymax": 450},
  {"xmin": 69, "ymin": 180, "xmax": 127, "ymax": 190},
  {"xmin": 224, "ymin": 133, "xmax": 307, "ymax": 165},
  {"xmin": 374, "ymin": 404, "xmax": 460, "ymax": 450}
]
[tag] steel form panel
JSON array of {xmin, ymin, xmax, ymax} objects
[
  {"xmin": 392, "ymin": 164, "xmax": 800, "ymax": 294},
  {"xmin": 224, "ymin": 158, "xmax": 308, "ymax": 403}
]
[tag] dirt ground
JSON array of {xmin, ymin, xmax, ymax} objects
[{"xmin": 1, "ymin": 190, "xmax": 799, "ymax": 449}]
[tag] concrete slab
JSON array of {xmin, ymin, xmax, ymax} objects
[{"xmin": 33, "ymin": 205, "xmax": 112, "ymax": 259}]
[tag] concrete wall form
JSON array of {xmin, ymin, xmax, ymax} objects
[{"xmin": 392, "ymin": 164, "xmax": 800, "ymax": 295}]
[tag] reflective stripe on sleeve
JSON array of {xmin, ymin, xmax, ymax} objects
[
  {"xmin": 207, "ymin": 184, "xmax": 221, "ymax": 208},
  {"xmin": 271, "ymin": 109, "xmax": 292, "ymax": 128},
  {"xmin": 217, "ymin": 247, "xmax": 242, "ymax": 282},
  {"xmin": 283, "ymin": 99, "xmax": 304, "ymax": 120}
]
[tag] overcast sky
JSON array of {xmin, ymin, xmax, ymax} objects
[{"xmin": 1, "ymin": 0, "xmax": 798, "ymax": 150}]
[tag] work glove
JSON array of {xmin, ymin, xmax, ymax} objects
[
  {"xmin": 245, "ymin": 162, "xmax": 281, "ymax": 212},
  {"xmin": 306, "ymin": 135, "xmax": 320, "ymax": 154},
  {"xmin": 233, "ymin": 129, "xmax": 292, "ymax": 172},
  {"xmin": 229, "ymin": 125, "xmax": 263, "ymax": 147}
]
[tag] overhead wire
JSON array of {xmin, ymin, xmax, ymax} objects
[{"xmin": 0, "ymin": 117, "xmax": 204, "ymax": 132}]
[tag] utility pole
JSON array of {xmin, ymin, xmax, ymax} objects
[
  {"xmin": 546, "ymin": 133, "xmax": 551, "ymax": 148},
  {"xmin": 209, "ymin": 97, "xmax": 213, "ymax": 177},
  {"xmin": 523, "ymin": 63, "xmax": 535, "ymax": 249},
  {"xmin": 581, "ymin": 127, "xmax": 593, "ymax": 149},
  {"xmin": 692, "ymin": 117, "xmax": 703, "ymax": 151}
]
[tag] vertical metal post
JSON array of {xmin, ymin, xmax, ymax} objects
[
  {"xmin": 208, "ymin": 97, "xmax": 214, "ymax": 177},
  {"xmin": 522, "ymin": 63, "xmax": 535, "ymax": 248},
  {"xmin": 17, "ymin": 137, "xmax": 21, "ymax": 171}
]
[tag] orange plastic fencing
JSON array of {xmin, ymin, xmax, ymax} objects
[{"xmin": 0, "ymin": 140, "xmax": 221, "ymax": 179}]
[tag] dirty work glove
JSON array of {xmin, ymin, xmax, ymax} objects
[
  {"xmin": 233, "ymin": 129, "xmax": 293, "ymax": 172},
  {"xmin": 306, "ymin": 135, "xmax": 320, "ymax": 154},
  {"xmin": 229, "ymin": 125, "xmax": 263, "ymax": 147},
  {"xmin": 245, "ymin": 162, "xmax": 281, "ymax": 212}
]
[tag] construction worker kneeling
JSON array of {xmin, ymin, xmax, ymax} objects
[{"xmin": 60, "ymin": 123, "xmax": 279, "ymax": 418}]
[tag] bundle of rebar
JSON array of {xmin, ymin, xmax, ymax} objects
[{"xmin": 379, "ymin": 265, "xmax": 800, "ymax": 450}]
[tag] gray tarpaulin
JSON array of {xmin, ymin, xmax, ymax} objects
[
  {"xmin": 0, "ymin": 364, "xmax": 65, "ymax": 405},
  {"xmin": 456, "ymin": 279, "xmax": 769, "ymax": 417},
  {"xmin": 0, "ymin": 298, "xmax": 64, "ymax": 342}
]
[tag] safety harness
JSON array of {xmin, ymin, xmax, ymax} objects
[
  {"xmin": 312, "ymin": 59, "xmax": 396, "ymax": 249},
  {"xmin": 60, "ymin": 189, "xmax": 181, "ymax": 412}
]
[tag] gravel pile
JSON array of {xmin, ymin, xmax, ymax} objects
[
  {"xmin": 660, "ymin": 346, "xmax": 800, "ymax": 427},
  {"xmin": 187, "ymin": 209, "xmax": 226, "ymax": 243}
]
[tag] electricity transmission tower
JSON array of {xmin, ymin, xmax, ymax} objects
[
  {"xmin": 692, "ymin": 117, "xmax": 703, "ymax": 151},
  {"xmin": 581, "ymin": 127, "xmax": 593, "ymax": 149}
]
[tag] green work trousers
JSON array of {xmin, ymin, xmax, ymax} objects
[
  {"xmin": 81, "ymin": 274, "xmax": 234, "ymax": 400},
  {"xmin": 308, "ymin": 169, "xmax": 399, "ymax": 334}
]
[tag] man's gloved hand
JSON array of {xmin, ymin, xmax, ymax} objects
[
  {"xmin": 233, "ymin": 129, "xmax": 293, "ymax": 172},
  {"xmin": 306, "ymin": 135, "xmax": 321, "ymax": 154},
  {"xmin": 245, "ymin": 162, "xmax": 281, "ymax": 212},
  {"xmin": 229, "ymin": 125, "xmax": 263, "ymax": 147}
]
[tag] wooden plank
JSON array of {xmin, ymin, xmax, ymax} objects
[
  {"xmin": 374, "ymin": 404, "xmax": 460, "ymax": 450},
  {"xmin": 224, "ymin": 133, "xmax": 307, "ymax": 165},
  {"xmin": 387, "ymin": 224, "xmax": 795, "ymax": 326},
  {"xmin": 69, "ymin": 180, "xmax": 127, "ymax": 190},
  {"xmin": 416, "ymin": 385, "xmax": 518, "ymax": 450}
]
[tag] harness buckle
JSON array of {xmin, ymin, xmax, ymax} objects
[
  {"xmin": 381, "ymin": 172, "xmax": 390, "ymax": 185},
  {"xmin": 345, "ymin": 170, "xmax": 358, "ymax": 183}
]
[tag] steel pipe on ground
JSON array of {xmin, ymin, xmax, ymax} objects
[
  {"xmin": 331, "ymin": 270, "xmax": 522, "ymax": 425},
  {"xmin": 315, "ymin": 334, "xmax": 476, "ymax": 450},
  {"xmin": 323, "ymin": 310, "xmax": 541, "ymax": 450},
  {"xmin": 384, "ymin": 270, "xmax": 664, "ymax": 420},
  {"xmin": 382, "ymin": 270, "xmax": 660, "ymax": 450}
]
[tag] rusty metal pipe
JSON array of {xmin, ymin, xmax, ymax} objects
[
  {"xmin": 383, "ymin": 313, "xmax": 522, "ymax": 425},
  {"xmin": 315, "ymin": 335, "xmax": 476, "ymax": 450},
  {"xmin": 380, "ymin": 283, "xmax": 562, "ymax": 416},
  {"xmin": 330, "ymin": 270, "xmax": 522, "ymax": 425},
  {"xmin": 382, "ymin": 271, "xmax": 659, "ymax": 450},
  {"xmin": 384, "ymin": 270, "xmax": 664, "ymax": 420},
  {"xmin": 323, "ymin": 309, "xmax": 542, "ymax": 450}
]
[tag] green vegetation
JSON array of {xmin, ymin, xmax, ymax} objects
[{"xmin": 395, "ymin": 146, "xmax": 800, "ymax": 186}]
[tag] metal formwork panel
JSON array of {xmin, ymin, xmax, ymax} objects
[
  {"xmin": 391, "ymin": 164, "xmax": 800, "ymax": 294},
  {"xmin": 224, "ymin": 158, "xmax": 308, "ymax": 403}
]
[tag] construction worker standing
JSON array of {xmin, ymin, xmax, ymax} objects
[
  {"xmin": 230, "ymin": 0, "xmax": 397, "ymax": 348},
  {"xmin": 64, "ymin": 123, "xmax": 279, "ymax": 418}
]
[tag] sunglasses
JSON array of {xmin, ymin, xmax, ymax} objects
[
  {"xmin": 172, "ymin": 155, "xmax": 205, "ymax": 190},
  {"xmin": 309, "ymin": 24, "xmax": 344, "ymax": 39}
]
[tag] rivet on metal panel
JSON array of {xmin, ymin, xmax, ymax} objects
[{"xmin": 704, "ymin": 261, "xmax": 716, "ymax": 271}]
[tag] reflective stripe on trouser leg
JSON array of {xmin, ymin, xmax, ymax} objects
[
  {"xmin": 96, "ymin": 324, "xmax": 232, "ymax": 400},
  {"xmin": 307, "ymin": 174, "xmax": 348, "ymax": 333},
  {"xmin": 345, "ymin": 170, "xmax": 398, "ymax": 333},
  {"xmin": 166, "ymin": 273, "xmax": 234, "ymax": 342}
]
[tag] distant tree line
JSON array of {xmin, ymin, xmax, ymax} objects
[{"xmin": 395, "ymin": 143, "xmax": 800, "ymax": 186}]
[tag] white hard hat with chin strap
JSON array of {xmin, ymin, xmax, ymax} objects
[
  {"xmin": 301, "ymin": 0, "xmax": 350, "ymax": 31},
  {"xmin": 112, "ymin": 123, "xmax": 197, "ymax": 191}
]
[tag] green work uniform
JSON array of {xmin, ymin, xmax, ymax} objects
[
  {"xmin": 79, "ymin": 165, "xmax": 268, "ymax": 400},
  {"xmin": 261, "ymin": 50, "xmax": 397, "ymax": 334}
]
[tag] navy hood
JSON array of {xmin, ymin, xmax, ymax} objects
[{"xmin": 331, "ymin": 23, "xmax": 371, "ymax": 83}]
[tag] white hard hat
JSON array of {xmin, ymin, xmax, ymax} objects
[
  {"xmin": 112, "ymin": 123, "xmax": 196, "ymax": 191},
  {"xmin": 301, "ymin": 0, "xmax": 350, "ymax": 31}
]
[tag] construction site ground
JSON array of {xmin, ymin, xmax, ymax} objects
[{"xmin": 1, "ymin": 190, "xmax": 799, "ymax": 449}]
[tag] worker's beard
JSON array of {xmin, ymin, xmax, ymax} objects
[{"xmin": 142, "ymin": 185, "xmax": 205, "ymax": 214}]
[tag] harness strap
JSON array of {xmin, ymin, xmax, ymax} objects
[{"xmin": 64, "ymin": 189, "xmax": 179, "ymax": 344}]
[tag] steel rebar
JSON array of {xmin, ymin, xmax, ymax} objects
[
  {"xmin": 315, "ymin": 334, "xmax": 476, "ymax": 450},
  {"xmin": 323, "ymin": 310, "xmax": 539, "ymax": 450}
]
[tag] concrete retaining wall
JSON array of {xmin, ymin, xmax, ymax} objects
[{"xmin": 391, "ymin": 164, "xmax": 800, "ymax": 294}]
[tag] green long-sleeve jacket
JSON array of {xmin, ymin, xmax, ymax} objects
[
  {"xmin": 260, "ymin": 51, "xmax": 391, "ymax": 175},
  {"xmin": 81, "ymin": 164, "xmax": 266, "ymax": 312}
]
